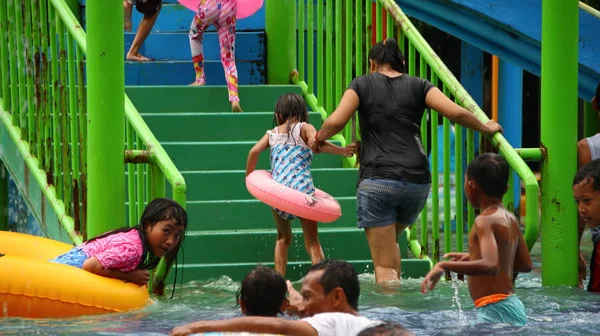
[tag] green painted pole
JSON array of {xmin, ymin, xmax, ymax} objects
[
  {"xmin": 265, "ymin": 0, "xmax": 296, "ymax": 84},
  {"xmin": 540, "ymin": 0, "xmax": 578, "ymax": 287},
  {"xmin": 86, "ymin": 1, "xmax": 125, "ymax": 239}
]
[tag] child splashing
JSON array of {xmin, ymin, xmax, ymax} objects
[
  {"xmin": 50, "ymin": 198, "xmax": 188, "ymax": 287},
  {"xmin": 246, "ymin": 93, "xmax": 356, "ymax": 276},
  {"xmin": 421, "ymin": 154, "xmax": 532, "ymax": 326},
  {"xmin": 189, "ymin": 0, "xmax": 242, "ymax": 112}
]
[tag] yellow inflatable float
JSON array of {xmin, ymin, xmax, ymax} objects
[{"xmin": 0, "ymin": 231, "xmax": 150, "ymax": 318}]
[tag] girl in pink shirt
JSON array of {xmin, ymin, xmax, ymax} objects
[{"xmin": 50, "ymin": 198, "xmax": 188, "ymax": 286}]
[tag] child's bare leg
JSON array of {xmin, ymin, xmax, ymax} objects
[
  {"xmin": 127, "ymin": 12, "xmax": 159, "ymax": 62},
  {"xmin": 124, "ymin": 0, "xmax": 133, "ymax": 32},
  {"xmin": 272, "ymin": 209, "xmax": 292, "ymax": 276},
  {"xmin": 300, "ymin": 218, "xmax": 324, "ymax": 264}
]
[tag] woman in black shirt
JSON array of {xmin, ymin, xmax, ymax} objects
[{"xmin": 309, "ymin": 39, "xmax": 502, "ymax": 284}]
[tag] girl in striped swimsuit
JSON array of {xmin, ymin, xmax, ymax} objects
[
  {"xmin": 246, "ymin": 93, "xmax": 356, "ymax": 276},
  {"xmin": 189, "ymin": 0, "xmax": 242, "ymax": 112}
]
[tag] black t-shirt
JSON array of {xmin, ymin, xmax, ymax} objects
[{"xmin": 348, "ymin": 73, "xmax": 435, "ymax": 185}]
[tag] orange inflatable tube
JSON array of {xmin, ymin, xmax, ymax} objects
[{"xmin": 0, "ymin": 231, "xmax": 150, "ymax": 318}]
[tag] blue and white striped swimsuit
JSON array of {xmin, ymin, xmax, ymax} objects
[{"xmin": 268, "ymin": 122, "xmax": 315, "ymax": 220}]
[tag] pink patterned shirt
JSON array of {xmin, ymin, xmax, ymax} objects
[{"xmin": 80, "ymin": 229, "xmax": 144, "ymax": 272}]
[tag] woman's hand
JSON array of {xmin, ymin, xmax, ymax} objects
[
  {"xmin": 421, "ymin": 264, "xmax": 445, "ymax": 294},
  {"xmin": 308, "ymin": 136, "xmax": 322, "ymax": 153},
  {"xmin": 343, "ymin": 143, "xmax": 357, "ymax": 157},
  {"xmin": 285, "ymin": 280, "xmax": 304, "ymax": 317},
  {"xmin": 482, "ymin": 120, "xmax": 503, "ymax": 137},
  {"xmin": 579, "ymin": 253, "xmax": 587, "ymax": 289}
]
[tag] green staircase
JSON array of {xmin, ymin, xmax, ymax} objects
[{"xmin": 126, "ymin": 85, "xmax": 431, "ymax": 281}]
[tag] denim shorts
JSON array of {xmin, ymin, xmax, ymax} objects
[{"xmin": 357, "ymin": 178, "xmax": 431, "ymax": 228}]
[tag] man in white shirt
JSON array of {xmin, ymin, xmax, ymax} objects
[{"xmin": 170, "ymin": 260, "xmax": 406, "ymax": 336}]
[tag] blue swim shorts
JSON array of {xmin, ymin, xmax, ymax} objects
[
  {"xmin": 49, "ymin": 247, "xmax": 89, "ymax": 269},
  {"xmin": 476, "ymin": 294, "xmax": 527, "ymax": 326}
]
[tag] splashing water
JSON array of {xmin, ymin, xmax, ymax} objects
[{"xmin": 450, "ymin": 274, "xmax": 468, "ymax": 326}]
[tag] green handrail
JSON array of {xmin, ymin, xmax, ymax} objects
[
  {"xmin": 291, "ymin": 0, "xmax": 540, "ymax": 265},
  {"xmin": 0, "ymin": 0, "xmax": 186, "ymax": 294}
]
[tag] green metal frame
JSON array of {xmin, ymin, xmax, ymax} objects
[
  {"xmin": 283, "ymin": 0, "xmax": 541, "ymax": 266},
  {"xmin": 0, "ymin": 0, "xmax": 186, "ymax": 295}
]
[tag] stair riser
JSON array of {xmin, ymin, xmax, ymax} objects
[
  {"xmin": 126, "ymin": 86, "xmax": 303, "ymax": 113},
  {"xmin": 142, "ymin": 112, "xmax": 323, "ymax": 142},
  {"xmin": 169, "ymin": 169, "xmax": 359, "ymax": 200}
]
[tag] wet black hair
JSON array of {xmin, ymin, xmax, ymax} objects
[
  {"xmin": 307, "ymin": 259, "xmax": 360, "ymax": 310},
  {"xmin": 466, "ymin": 153, "xmax": 509, "ymax": 199},
  {"xmin": 272, "ymin": 92, "xmax": 309, "ymax": 145},
  {"xmin": 573, "ymin": 158, "xmax": 600, "ymax": 191},
  {"xmin": 85, "ymin": 198, "xmax": 188, "ymax": 270},
  {"xmin": 236, "ymin": 265, "xmax": 287, "ymax": 317},
  {"xmin": 368, "ymin": 38, "xmax": 406, "ymax": 73},
  {"xmin": 358, "ymin": 322, "xmax": 412, "ymax": 336}
]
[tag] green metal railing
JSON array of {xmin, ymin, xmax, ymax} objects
[
  {"xmin": 292, "ymin": 0, "xmax": 540, "ymax": 265},
  {"xmin": 0, "ymin": 0, "xmax": 185, "ymax": 293}
]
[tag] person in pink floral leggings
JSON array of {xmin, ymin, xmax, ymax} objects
[{"xmin": 189, "ymin": 0, "xmax": 242, "ymax": 112}]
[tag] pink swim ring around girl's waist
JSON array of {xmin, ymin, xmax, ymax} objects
[
  {"xmin": 177, "ymin": 0, "xmax": 263, "ymax": 19},
  {"xmin": 246, "ymin": 170, "xmax": 342, "ymax": 223}
]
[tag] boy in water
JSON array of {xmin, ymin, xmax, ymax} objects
[
  {"xmin": 421, "ymin": 153, "xmax": 533, "ymax": 326},
  {"xmin": 573, "ymin": 159, "xmax": 600, "ymax": 292}
]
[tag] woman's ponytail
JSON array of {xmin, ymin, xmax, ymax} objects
[{"xmin": 369, "ymin": 38, "xmax": 406, "ymax": 73}]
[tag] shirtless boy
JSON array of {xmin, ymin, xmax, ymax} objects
[{"xmin": 421, "ymin": 153, "xmax": 533, "ymax": 326}]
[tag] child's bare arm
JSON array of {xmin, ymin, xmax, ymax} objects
[
  {"xmin": 170, "ymin": 317, "xmax": 317, "ymax": 336},
  {"xmin": 246, "ymin": 134, "xmax": 270, "ymax": 176},
  {"xmin": 301, "ymin": 123, "xmax": 356, "ymax": 156},
  {"xmin": 512, "ymin": 228, "xmax": 533, "ymax": 273},
  {"xmin": 82, "ymin": 257, "xmax": 149, "ymax": 286}
]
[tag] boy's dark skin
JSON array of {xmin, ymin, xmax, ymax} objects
[
  {"xmin": 421, "ymin": 172, "xmax": 533, "ymax": 302},
  {"xmin": 170, "ymin": 268, "xmax": 357, "ymax": 336}
]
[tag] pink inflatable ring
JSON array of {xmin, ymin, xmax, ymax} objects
[
  {"xmin": 246, "ymin": 170, "xmax": 342, "ymax": 223},
  {"xmin": 177, "ymin": 0, "xmax": 263, "ymax": 20}
]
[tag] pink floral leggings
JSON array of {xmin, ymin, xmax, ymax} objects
[{"xmin": 189, "ymin": 0, "xmax": 239, "ymax": 102}]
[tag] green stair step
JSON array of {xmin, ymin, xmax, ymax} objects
[
  {"xmin": 168, "ymin": 259, "xmax": 431, "ymax": 283},
  {"xmin": 171, "ymin": 168, "xmax": 359, "ymax": 201},
  {"xmin": 181, "ymin": 229, "xmax": 408, "ymax": 264},
  {"xmin": 126, "ymin": 85, "xmax": 304, "ymax": 113},
  {"xmin": 142, "ymin": 112, "xmax": 324, "ymax": 142},
  {"xmin": 186, "ymin": 198, "xmax": 357, "ymax": 230},
  {"xmin": 162, "ymin": 141, "xmax": 343, "ymax": 171}
]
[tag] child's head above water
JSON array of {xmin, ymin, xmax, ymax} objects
[
  {"xmin": 237, "ymin": 265, "xmax": 288, "ymax": 317},
  {"xmin": 86, "ymin": 198, "xmax": 188, "ymax": 269},
  {"xmin": 358, "ymin": 322, "xmax": 413, "ymax": 336},
  {"xmin": 573, "ymin": 159, "xmax": 600, "ymax": 227},
  {"xmin": 274, "ymin": 92, "xmax": 309, "ymax": 126},
  {"xmin": 465, "ymin": 153, "xmax": 509, "ymax": 206}
]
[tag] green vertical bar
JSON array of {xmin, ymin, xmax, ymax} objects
[
  {"xmin": 334, "ymin": 0, "xmax": 341, "ymax": 107},
  {"xmin": 145, "ymin": 163, "xmax": 151, "ymax": 206},
  {"xmin": 87, "ymin": 0, "xmax": 125, "ymax": 238},
  {"xmin": 136, "ymin": 137, "xmax": 144, "ymax": 220},
  {"xmin": 0, "ymin": 0, "xmax": 9, "ymax": 110},
  {"xmin": 398, "ymin": 26, "xmax": 405, "ymax": 55},
  {"xmin": 355, "ymin": 0, "xmax": 363, "ymax": 77},
  {"xmin": 467, "ymin": 128, "xmax": 475, "ymax": 231},
  {"xmin": 316, "ymin": 0, "xmax": 323, "ymax": 105},
  {"xmin": 365, "ymin": 0, "xmax": 371, "ymax": 64},
  {"xmin": 41, "ymin": 0, "xmax": 51, "ymax": 173},
  {"xmin": 127, "ymin": 124, "xmax": 136, "ymax": 227},
  {"xmin": 325, "ymin": 0, "xmax": 333, "ymax": 113},
  {"xmin": 408, "ymin": 43, "xmax": 415, "ymax": 76},
  {"xmin": 265, "ymin": 0, "xmax": 296, "ymax": 84},
  {"xmin": 386, "ymin": 11, "xmax": 393, "ymax": 40},
  {"xmin": 76, "ymin": 45, "xmax": 86, "ymax": 180},
  {"xmin": 57, "ymin": 19, "xmax": 72, "ymax": 216},
  {"xmin": 0, "ymin": 163, "xmax": 7, "ymax": 231},
  {"xmin": 6, "ymin": 0, "xmax": 17, "ymax": 117},
  {"xmin": 14, "ymin": 0, "xmax": 26, "ymax": 131},
  {"xmin": 455, "ymin": 123, "xmax": 464, "ymax": 252},
  {"xmin": 443, "ymin": 86, "xmax": 451, "ymax": 255},
  {"xmin": 31, "ymin": 0, "xmax": 42, "ymax": 162},
  {"xmin": 24, "ymin": 0, "xmax": 35, "ymax": 145},
  {"xmin": 540, "ymin": 0, "xmax": 578, "ymax": 287},
  {"xmin": 68, "ymin": 34, "xmax": 80, "ymax": 225},
  {"xmin": 343, "ymin": 0, "xmax": 352, "ymax": 142},
  {"xmin": 307, "ymin": 0, "xmax": 314, "ymax": 94},
  {"xmin": 297, "ymin": 0, "xmax": 304, "ymax": 81},
  {"xmin": 375, "ymin": 1, "xmax": 382, "ymax": 42},
  {"xmin": 430, "ymin": 72, "xmax": 440, "ymax": 263},
  {"xmin": 49, "ymin": 6, "xmax": 61, "ymax": 197},
  {"xmin": 419, "ymin": 56, "xmax": 428, "ymax": 251},
  {"xmin": 151, "ymin": 165, "xmax": 166, "ymax": 199}
]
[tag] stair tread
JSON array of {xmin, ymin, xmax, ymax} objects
[
  {"xmin": 185, "ymin": 227, "xmax": 362, "ymax": 235},
  {"xmin": 187, "ymin": 196, "xmax": 356, "ymax": 204}
]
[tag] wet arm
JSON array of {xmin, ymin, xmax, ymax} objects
[
  {"xmin": 302, "ymin": 122, "xmax": 351, "ymax": 156},
  {"xmin": 316, "ymin": 90, "xmax": 359, "ymax": 142},
  {"xmin": 171, "ymin": 317, "xmax": 317, "ymax": 336},
  {"xmin": 437, "ymin": 219, "xmax": 500, "ymax": 276},
  {"xmin": 246, "ymin": 134, "xmax": 269, "ymax": 176},
  {"xmin": 513, "ymin": 230, "xmax": 533, "ymax": 273},
  {"xmin": 82, "ymin": 257, "xmax": 132, "ymax": 281},
  {"xmin": 425, "ymin": 88, "xmax": 492, "ymax": 134}
]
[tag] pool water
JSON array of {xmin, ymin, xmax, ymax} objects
[{"xmin": 2, "ymin": 233, "xmax": 600, "ymax": 336}]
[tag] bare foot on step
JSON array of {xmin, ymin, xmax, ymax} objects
[
  {"xmin": 126, "ymin": 52, "xmax": 152, "ymax": 62},
  {"xmin": 231, "ymin": 101, "xmax": 243, "ymax": 112},
  {"xmin": 189, "ymin": 81, "xmax": 206, "ymax": 86}
]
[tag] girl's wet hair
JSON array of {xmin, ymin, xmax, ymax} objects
[
  {"xmin": 86, "ymin": 198, "xmax": 188, "ymax": 270},
  {"xmin": 273, "ymin": 92, "xmax": 309, "ymax": 145},
  {"xmin": 368, "ymin": 38, "xmax": 406, "ymax": 73},
  {"xmin": 236, "ymin": 265, "xmax": 287, "ymax": 317}
]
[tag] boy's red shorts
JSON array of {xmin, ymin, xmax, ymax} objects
[{"xmin": 588, "ymin": 240, "xmax": 600, "ymax": 292}]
